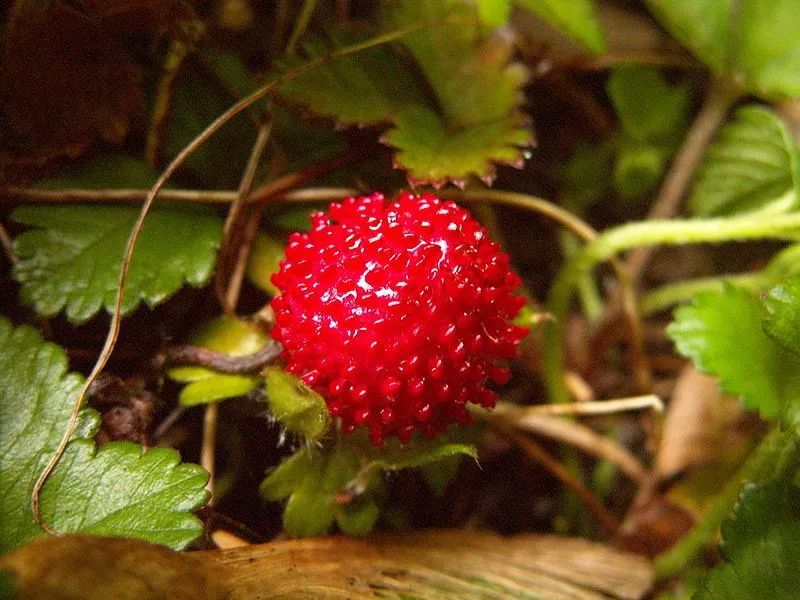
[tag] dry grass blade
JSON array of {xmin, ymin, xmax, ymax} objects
[{"xmin": 487, "ymin": 408, "xmax": 647, "ymax": 484}]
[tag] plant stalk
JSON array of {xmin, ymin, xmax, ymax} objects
[{"xmin": 544, "ymin": 211, "xmax": 800, "ymax": 405}]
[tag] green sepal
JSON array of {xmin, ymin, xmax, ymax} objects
[{"xmin": 264, "ymin": 368, "xmax": 331, "ymax": 440}]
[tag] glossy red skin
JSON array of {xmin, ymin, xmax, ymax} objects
[{"xmin": 271, "ymin": 192, "xmax": 527, "ymax": 445}]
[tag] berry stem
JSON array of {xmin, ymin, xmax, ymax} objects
[{"xmin": 544, "ymin": 211, "xmax": 800, "ymax": 405}]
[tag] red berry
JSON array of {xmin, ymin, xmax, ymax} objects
[{"xmin": 270, "ymin": 192, "xmax": 527, "ymax": 444}]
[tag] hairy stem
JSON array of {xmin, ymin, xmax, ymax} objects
[{"xmin": 544, "ymin": 211, "xmax": 800, "ymax": 405}]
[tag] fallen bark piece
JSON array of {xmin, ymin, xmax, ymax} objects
[{"xmin": 0, "ymin": 530, "xmax": 654, "ymax": 600}]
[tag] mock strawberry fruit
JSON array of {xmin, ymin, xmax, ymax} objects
[{"xmin": 270, "ymin": 192, "xmax": 527, "ymax": 445}]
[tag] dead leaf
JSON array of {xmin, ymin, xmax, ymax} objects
[
  {"xmin": 0, "ymin": 0, "xmax": 143, "ymax": 168},
  {"xmin": 618, "ymin": 367, "xmax": 759, "ymax": 556},
  {"xmin": 1, "ymin": 530, "xmax": 655, "ymax": 600},
  {"xmin": 655, "ymin": 367, "xmax": 748, "ymax": 480}
]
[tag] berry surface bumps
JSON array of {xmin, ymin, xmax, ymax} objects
[{"xmin": 271, "ymin": 192, "xmax": 527, "ymax": 445}]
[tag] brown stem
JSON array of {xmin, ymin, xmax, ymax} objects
[
  {"xmin": 202, "ymin": 403, "xmax": 219, "ymax": 506},
  {"xmin": 498, "ymin": 426, "xmax": 620, "ymax": 536},
  {"xmin": 216, "ymin": 117, "xmax": 274, "ymax": 312},
  {"xmin": 158, "ymin": 341, "xmax": 283, "ymax": 374},
  {"xmin": 0, "ymin": 185, "xmax": 357, "ymax": 205},
  {"xmin": 0, "ymin": 220, "xmax": 17, "ymax": 265},
  {"xmin": 561, "ymin": 51, "xmax": 700, "ymax": 72}
]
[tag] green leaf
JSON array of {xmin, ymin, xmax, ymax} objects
[
  {"xmin": 279, "ymin": 2, "xmax": 531, "ymax": 185},
  {"xmin": 365, "ymin": 436, "xmax": 477, "ymax": 474},
  {"xmin": 283, "ymin": 484, "xmax": 335, "ymax": 538},
  {"xmin": 385, "ymin": 0, "xmax": 532, "ymax": 185},
  {"xmin": 604, "ymin": 65, "xmax": 691, "ymax": 198},
  {"xmin": 12, "ymin": 205, "xmax": 222, "ymax": 324},
  {"xmin": 613, "ymin": 141, "xmax": 667, "ymax": 199},
  {"xmin": 179, "ymin": 376, "xmax": 260, "ymax": 407},
  {"xmin": 264, "ymin": 368, "xmax": 331, "ymax": 440},
  {"xmin": 260, "ymin": 431, "xmax": 475, "ymax": 538},
  {"xmin": 335, "ymin": 499, "xmax": 380, "ymax": 536},
  {"xmin": 0, "ymin": 318, "xmax": 207, "ymax": 553},
  {"xmin": 260, "ymin": 444, "xmax": 360, "ymax": 538},
  {"xmin": 607, "ymin": 65, "xmax": 691, "ymax": 143},
  {"xmin": 644, "ymin": 0, "xmax": 730, "ymax": 74},
  {"xmin": 277, "ymin": 30, "xmax": 423, "ymax": 126},
  {"xmin": 667, "ymin": 285, "xmax": 800, "ymax": 423},
  {"xmin": 734, "ymin": 0, "xmax": 800, "ymax": 100},
  {"xmin": 168, "ymin": 315, "xmax": 269, "ymax": 406},
  {"xmin": 515, "ymin": 0, "xmax": 606, "ymax": 53},
  {"xmin": 764, "ymin": 275, "xmax": 800, "ymax": 358},
  {"xmin": 386, "ymin": 103, "xmax": 531, "ymax": 186},
  {"xmin": 259, "ymin": 448, "xmax": 315, "ymax": 502},
  {"xmin": 477, "ymin": 0, "xmax": 511, "ymax": 27},
  {"xmin": 40, "ymin": 441, "xmax": 208, "ymax": 550},
  {"xmin": 270, "ymin": 106, "xmax": 348, "ymax": 173},
  {"xmin": 34, "ymin": 154, "xmax": 160, "ymax": 189},
  {"xmin": 689, "ymin": 105, "xmax": 800, "ymax": 217},
  {"xmin": 561, "ymin": 141, "xmax": 614, "ymax": 210},
  {"xmin": 645, "ymin": 0, "xmax": 800, "ymax": 99},
  {"xmin": 0, "ymin": 319, "xmax": 98, "ymax": 553},
  {"xmin": 695, "ymin": 482, "xmax": 800, "ymax": 599},
  {"xmin": 245, "ymin": 233, "xmax": 285, "ymax": 296}
]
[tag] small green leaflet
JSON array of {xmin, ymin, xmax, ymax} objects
[
  {"xmin": 695, "ymin": 482, "xmax": 800, "ymax": 599},
  {"xmin": 279, "ymin": 0, "xmax": 531, "ymax": 185},
  {"xmin": 12, "ymin": 205, "xmax": 222, "ymax": 324},
  {"xmin": 169, "ymin": 315, "xmax": 269, "ymax": 406},
  {"xmin": 515, "ymin": 0, "xmax": 605, "ymax": 53},
  {"xmin": 689, "ymin": 105, "xmax": 800, "ymax": 217},
  {"xmin": 0, "ymin": 318, "xmax": 208, "ymax": 553},
  {"xmin": 645, "ymin": 0, "xmax": 800, "ymax": 99},
  {"xmin": 667, "ymin": 285, "xmax": 800, "ymax": 432},
  {"xmin": 260, "ymin": 442, "xmax": 373, "ymax": 537},
  {"xmin": 261, "ymin": 432, "xmax": 476, "ymax": 537}
]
